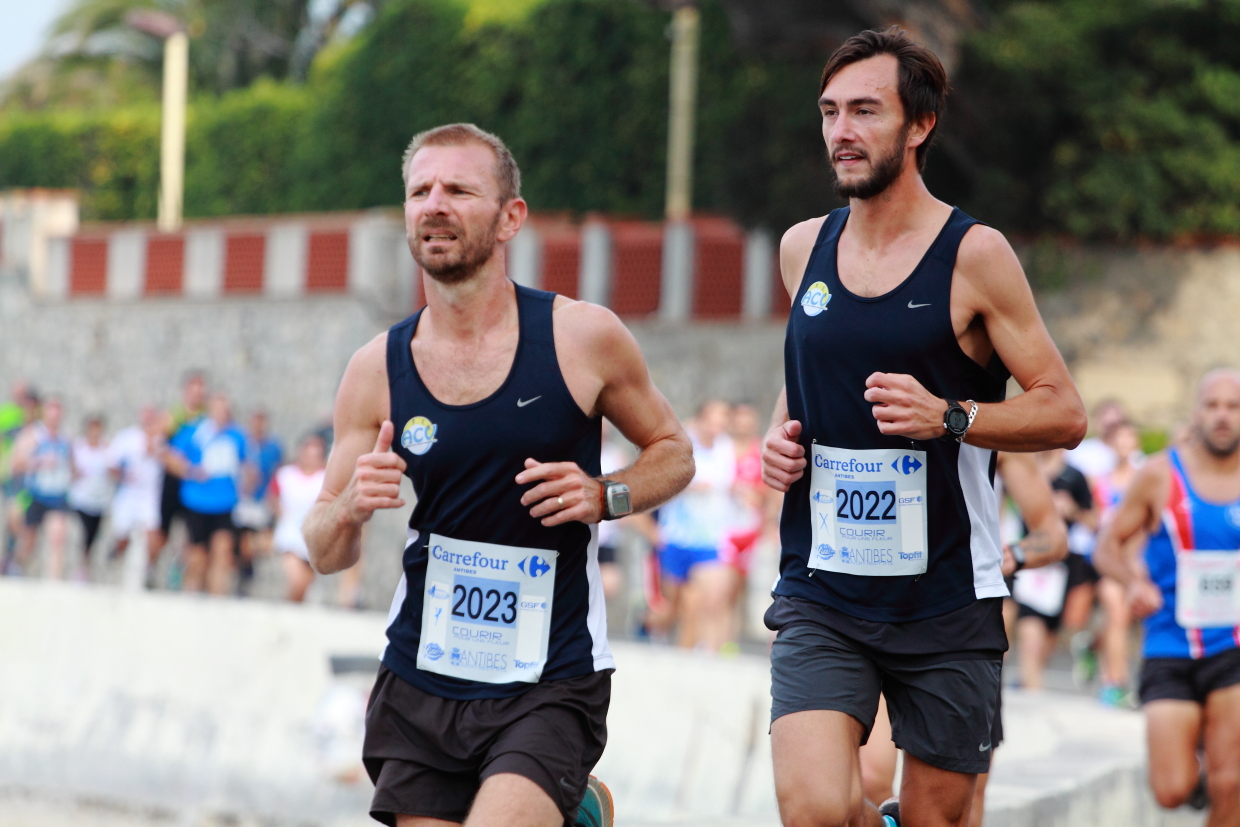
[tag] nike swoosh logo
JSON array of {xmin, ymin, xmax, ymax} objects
[
  {"xmin": 517, "ymin": 396, "xmax": 541, "ymax": 407},
  {"xmin": 979, "ymin": 741, "xmax": 992, "ymax": 752},
  {"xmin": 908, "ymin": 301, "xmax": 931, "ymax": 309}
]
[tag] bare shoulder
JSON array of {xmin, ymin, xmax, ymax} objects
[
  {"xmin": 956, "ymin": 225, "xmax": 1026, "ymax": 289},
  {"xmin": 779, "ymin": 215, "xmax": 829, "ymax": 296},
  {"xmin": 336, "ymin": 332, "xmax": 390, "ymax": 426},
  {"xmin": 552, "ymin": 295, "xmax": 638, "ymax": 356},
  {"xmin": 781, "ymin": 215, "xmax": 828, "ymax": 255},
  {"xmin": 1130, "ymin": 452, "xmax": 1172, "ymax": 504}
]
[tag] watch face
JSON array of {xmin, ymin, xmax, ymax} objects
[
  {"xmin": 608, "ymin": 485, "xmax": 631, "ymax": 517},
  {"xmin": 946, "ymin": 407, "xmax": 969, "ymax": 433}
]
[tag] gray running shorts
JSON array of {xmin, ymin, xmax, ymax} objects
[{"xmin": 770, "ymin": 620, "xmax": 1002, "ymax": 774}]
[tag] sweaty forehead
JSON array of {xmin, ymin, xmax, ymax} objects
[
  {"xmin": 407, "ymin": 144, "xmax": 496, "ymax": 190},
  {"xmin": 821, "ymin": 54, "xmax": 900, "ymax": 104}
]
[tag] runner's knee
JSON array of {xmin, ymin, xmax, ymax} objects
[
  {"xmin": 1149, "ymin": 769, "xmax": 1195, "ymax": 809},
  {"xmin": 778, "ymin": 782, "xmax": 864, "ymax": 827},
  {"xmin": 1207, "ymin": 768, "xmax": 1240, "ymax": 805}
]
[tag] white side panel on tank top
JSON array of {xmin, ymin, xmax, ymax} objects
[
  {"xmin": 957, "ymin": 444, "xmax": 1010, "ymax": 599},
  {"xmin": 379, "ymin": 528, "xmax": 419, "ymax": 660},
  {"xmin": 584, "ymin": 523, "xmax": 616, "ymax": 670}
]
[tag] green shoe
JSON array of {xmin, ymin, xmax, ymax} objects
[{"xmin": 575, "ymin": 775, "xmax": 614, "ymax": 827}]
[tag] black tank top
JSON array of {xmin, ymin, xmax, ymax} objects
[
  {"xmin": 381, "ymin": 284, "xmax": 612, "ymax": 699},
  {"xmin": 776, "ymin": 207, "xmax": 1011, "ymax": 624}
]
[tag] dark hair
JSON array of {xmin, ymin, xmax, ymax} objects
[{"xmin": 819, "ymin": 27, "xmax": 948, "ymax": 173}]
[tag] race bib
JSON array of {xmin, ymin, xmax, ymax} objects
[
  {"xmin": 1176, "ymin": 551, "xmax": 1240, "ymax": 629},
  {"xmin": 1013, "ymin": 561, "xmax": 1068, "ymax": 617},
  {"xmin": 201, "ymin": 438, "xmax": 240, "ymax": 477},
  {"xmin": 417, "ymin": 534, "xmax": 556, "ymax": 684},
  {"xmin": 808, "ymin": 445, "xmax": 928, "ymax": 577}
]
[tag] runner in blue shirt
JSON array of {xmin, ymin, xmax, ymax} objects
[
  {"xmin": 1096, "ymin": 370, "xmax": 1240, "ymax": 823},
  {"xmin": 168, "ymin": 393, "xmax": 247, "ymax": 595}
]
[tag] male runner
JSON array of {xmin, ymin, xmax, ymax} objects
[
  {"xmin": 12, "ymin": 397, "xmax": 74, "ymax": 578},
  {"xmin": 303, "ymin": 123, "xmax": 694, "ymax": 827},
  {"xmin": 760, "ymin": 27, "xmax": 1086, "ymax": 827},
  {"xmin": 1094, "ymin": 370, "xmax": 1240, "ymax": 826}
]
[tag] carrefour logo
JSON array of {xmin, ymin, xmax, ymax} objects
[
  {"xmin": 891, "ymin": 455, "xmax": 922, "ymax": 475},
  {"xmin": 801, "ymin": 281, "xmax": 831, "ymax": 317},
  {"xmin": 518, "ymin": 555, "xmax": 551, "ymax": 578},
  {"xmin": 401, "ymin": 416, "xmax": 437, "ymax": 455}
]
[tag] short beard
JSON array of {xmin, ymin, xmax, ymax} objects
[
  {"xmin": 413, "ymin": 210, "xmax": 501, "ymax": 285},
  {"xmin": 1198, "ymin": 424, "xmax": 1240, "ymax": 458},
  {"xmin": 830, "ymin": 124, "xmax": 910, "ymax": 201}
]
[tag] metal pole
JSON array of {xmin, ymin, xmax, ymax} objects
[
  {"xmin": 664, "ymin": 3, "xmax": 699, "ymax": 222},
  {"xmin": 158, "ymin": 31, "xmax": 189, "ymax": 233}
]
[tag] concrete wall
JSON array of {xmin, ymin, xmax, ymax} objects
[{"xmin": 0, "ymin": 579, "xmax": 1207, "ymax": 827}]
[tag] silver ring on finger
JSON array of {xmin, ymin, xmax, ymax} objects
[{"xmin": 557, "ymin": 496, "xmax": 565, "ymax": 508}]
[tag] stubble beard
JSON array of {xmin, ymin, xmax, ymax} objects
[
  {"xmin": 412, "ymin": 209, "xmax": 502, "ymax": 285},
  {"xmin": 1198, "ymin": 422, "xmax": 1240, "ymax": 459},
  {"xmin": 830, "ymin": 123, "xmax": 911, "ymax": 201}
]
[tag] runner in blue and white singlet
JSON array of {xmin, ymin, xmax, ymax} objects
[
  {"xmin": 1096, "ymin": 370, "xmax": 1240, "ymax": 820},
  {"xmin": 760, "ymin": 29, "xmax": 1086, "ymax": 827},
  {"xmin": 13, "ymin": 397, "xmax": 74, "ymax": 577},
  {"xmin": 303, "ymin": 124, "xmax": 693, "ymax": 827}
]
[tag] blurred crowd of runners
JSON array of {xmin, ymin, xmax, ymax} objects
[
  {"xmin": 0, "ymin": 372, "xmax": 352, "ymax": 604},
  {"xmin": 0, "ymin": 370, "xmax": 1161, "ymax": 706}
]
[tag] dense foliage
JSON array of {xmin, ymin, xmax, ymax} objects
[
  {"xmin": 5, "ymin": 0, "xmax": 1240, "ymax": 242},
  {"xmin": 953, "ymin": 0, "xmax": 1240, "ymax": 239}
]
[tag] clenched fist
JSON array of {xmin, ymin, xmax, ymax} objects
[{"xmin": 762, "ymin": 419, "xmax": 807, "ymax": 492}]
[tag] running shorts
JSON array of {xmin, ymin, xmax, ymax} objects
[
  {"xmin": 657, "ymin": 543, "xmax": 717, "ymax": 582},
  {"xmin": 111, "ymin": 490, "xmax": 159, "ymax": 537},
  {"xmin": 184, "ymin": 509, "xmax": 234, "ymax": 546},
  {"xmin": 363, "ymin": 665, "xmax": 610, "ymax": 825},
  {"xmin": 1140, "ymin": 648, "xmax": 1240, "ymax": 705},
  {"xmin": 597, "ymin": 543, "xmax": 617, "ymax": 565},
  {"xmin": 769, "ymin": 603, "xmax": 1002, "ymax": 774},
  {"xmin": 720, "ymin": 527, "xmax": 761, "ymax": 576},
  {"xmin": 25, "ymin": 497, "xmax": 69, "ymax": 527}
]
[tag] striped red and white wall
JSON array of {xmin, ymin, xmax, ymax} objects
[{"xmin": 2, "ymin": 191, "xmax": 788, "ymax": 320}]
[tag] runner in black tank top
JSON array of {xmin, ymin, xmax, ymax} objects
[
  {"xmin": 303, "ymin": 124, "xmax": 693, "ymax": 827},
  {"xmin": 760, "ymin": 31, "xmax": 1085, "ymax": 827}
]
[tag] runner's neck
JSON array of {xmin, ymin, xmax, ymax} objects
[
  {"xmin": 421, "ymin": 268, "xmax": 517, "ymax": 343},
  {"xmin": 844, "ymin": 169, "xmax": 945, "ymax": 252}
]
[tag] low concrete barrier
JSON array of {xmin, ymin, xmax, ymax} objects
[{"xmin": 0, "ymin": 580, "xmax": 1206, "ymax": 826}]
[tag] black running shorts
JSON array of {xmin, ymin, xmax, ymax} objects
[
  {"xmin": 1140, "ymin": 647, "xmax": 1240, "ymax": 705},
  {"xmin": 363, "ymin": 665, "xmax": 611, "ymax": 826},
  {"xmin": 183, "ymin": 508, "xmax": 234, "ymax": 546},
  {"xmin": 770, "ymin": 608, "xmax": 1002, "ymax": 774}
]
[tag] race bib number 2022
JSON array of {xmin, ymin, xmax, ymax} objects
[{"xmin": 808, "ymin": 445, "xmax": 929, "ymax": 577}]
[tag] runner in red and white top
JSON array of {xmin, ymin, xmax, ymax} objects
[{"xmin": 270, "ymin": 433, "xmax": 327, "ymax": 602}]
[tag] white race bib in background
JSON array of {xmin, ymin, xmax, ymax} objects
[
  {"xmin": 1013, "ymin": 562, "xmax": 1068, "ymax": 617},
  {"xmin": 1176, "ymin": 551, "xmax": 1240, "ymax": 629}
]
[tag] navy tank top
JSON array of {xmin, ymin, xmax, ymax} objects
[
  {"xmin": 381, "ymin": 284, "xmax": 613, "ymax": 700},
  {"xmin": 776, "ymin": 207, "xmax": 1011, "ymax": 623}
]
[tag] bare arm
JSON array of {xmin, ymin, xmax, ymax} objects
[
  {"xmin": 996, "ymin": 452, "xmax": 1067, "ymax": 575},
  {"xmin": 303, "ymin": 335, "xmax": 406, "ymax": 574},
  {"xmin": 863, "ymin": 227, "xmax": 1087, "ymax": 451},
  {"xmin": 518, "ymin": 302, "xmax": 694, "ymax": 524},
  {"xmin": 1094, "ymin": 456, "xmax": 1167, "ymax": 617}
]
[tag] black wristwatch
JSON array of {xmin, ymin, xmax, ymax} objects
[
  {"xmin": 601, "ymin": 480, "xmax": 632, "ymax": 520},
  {"xmin": 941, "ymin": 399, "xmax": 977, "ymax": 443}
]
